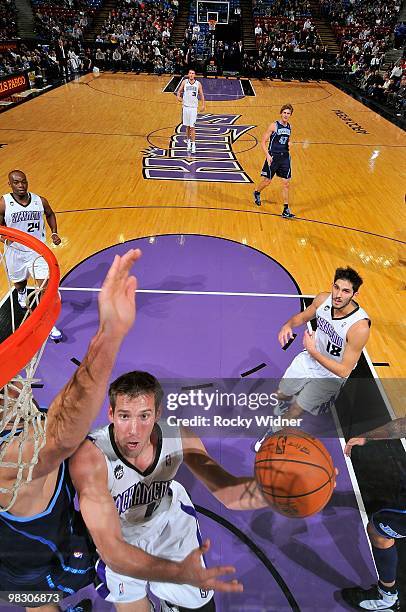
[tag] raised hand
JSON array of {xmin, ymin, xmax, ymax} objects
[
  {"xmin": 98, "ymin": 249, "xmax": 141, "ymax": 340},
  {"xmin": 178, "ymin": 539, "xmax": 243, "ymax": 593}
]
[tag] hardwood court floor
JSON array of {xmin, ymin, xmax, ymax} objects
[{"xmin": 0, "ymin": 73, "xmax": 405, "ymax": 414}]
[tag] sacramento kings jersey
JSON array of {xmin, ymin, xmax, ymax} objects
[
  {"xmin": 315, "ymin": 294, "xmax": 370, "ymax": 377},
  {"xmin": 269, "ymin": 120, "xmax": 291, "ymax": 154},
  {"xmin": 3, "ymin": 192, "xmax": 45, "ymax": 251},
  {"xmin": 89, "ymin": 421, "xmax": 183, "ymax": 539},
  {"xmin": 182, "ymin": 79, "xmax": 200, "ymax": 108}
]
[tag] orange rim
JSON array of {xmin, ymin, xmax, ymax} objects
[{"xmin": 0, "ymin": 227, "xmax": 61, "ymax": 388}]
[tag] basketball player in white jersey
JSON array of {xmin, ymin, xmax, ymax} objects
[
  {"xmin": 177, "ymin": 69, "xmax": 205, "ymax": 154},
  {"xmin": 0, "ymin": 251, "xmax": 243, "ymax": 612},
  {"xmin": 70, "ymin": 371, "xmax": 266, "ymax": 611},
  {"xmin": 254, "ymin": 267, "xmax": 371, "ymax": 450},
  {"xmin": 0, "ymin": 170, "xmax": 62, "ymax": 340}
]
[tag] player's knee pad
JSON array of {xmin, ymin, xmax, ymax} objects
[{"xmin": 372, "ymin": 544, "xmax": 398, "ymax": 584}]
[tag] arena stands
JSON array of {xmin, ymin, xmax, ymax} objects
[
  {"xmin": 32, "ymin": 0, "xmax": 101, "ymax": 41},
  {"xmin": 0, "ymin": 0, "xmax": 18, "ymax": 40},
  {"xmin": 91, "ymin": 0, "xmax": 179, "ymax": 72}
]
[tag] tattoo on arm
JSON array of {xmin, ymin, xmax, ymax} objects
[{"xmin": 364, "ymin": 417, "xmax": 406, "ymax": 440}]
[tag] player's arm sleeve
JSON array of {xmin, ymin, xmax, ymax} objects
[
  {"xmin": 70, "ymin": 440, "xmax": 184, "ymax": 581},
  {"xmin": 181, "ymin": 426, "xmax": 266, "ymax": 510}
]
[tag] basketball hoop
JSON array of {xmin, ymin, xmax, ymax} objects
[
  {"xmin": 0, "ymin": 227, "xmax": 60, "ymax": 387},
  {"xmin": 208, "ymin": 18, "xmax": 217, "ymax": 31},
  {"xmin": 0, "ymin": 226, "xmax": 61, "ymax": 510}
]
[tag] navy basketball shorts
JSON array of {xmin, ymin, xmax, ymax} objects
[
  {"xmin": 261, "ymin": 152, "xmax": 291, "ymax": 180},
  {"xmin": 371, "ymin": 507, "xmax": 406, "ymax": 539}
]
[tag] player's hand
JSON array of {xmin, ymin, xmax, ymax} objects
[
  {"xmin": 98, "ymin": 249, "xmax": 141, "ymax": 340},
  {"xmin": 303, "ymin": 329, "xmax": 316, "ymax": 355},
  {"xmin": 177, "ymin": 539, "xmax": 243, "ymax": 593},
  {"xmin": 266, "ymin": 154, "xmax": 272, "ymax": 165},
  {"xmin": 344, "ymin": 437, "xmax": 367, "ymax": 457},
  {"xmin": 51, "ymin": 233, "xmax": 61, "ymax": 245},
  {"xmin": 278, "ymin": 324, "xmax": 294, "ymax": 347}
]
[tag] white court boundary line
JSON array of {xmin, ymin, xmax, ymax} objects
[
  {"xmin": 331, "ymin": 404, "xmax": 378, "ymax": 577},
  {"xmin": 59, "ymin": 287, "xmax": 313, "ymax": 298},
  {"xmin": 248, "ymin": 79, "xmax": 256, "ymax": 96}
]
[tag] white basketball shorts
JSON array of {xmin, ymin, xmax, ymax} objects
[
  {"xmin": 183, "ymin": 106, "xmax": 198, "ymax": 127},
  {"xmin": 95, "ymin": 481, "xmax": 214, "ymax": 607},
  {"xmin": 5, "ymin": 245, "xmax": 49, "ymax": 282},
  {"xmin": 278, "ymin": 350, "xmax": 345, "ymax": 415}
]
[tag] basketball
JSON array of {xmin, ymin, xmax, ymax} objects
[{"xmin": 255, "ymin": 430, "xmax": 336, "ymax": 518}]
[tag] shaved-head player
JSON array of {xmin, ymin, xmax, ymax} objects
[{"xmin": 0, "ymin": 170, "xmax": 62, "ymax": 340}]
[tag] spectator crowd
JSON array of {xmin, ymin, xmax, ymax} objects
[
  {"xmin": 0, "ymin": 0, "xmax": 403, "ymax": 118},
  {"xmin": 1, "ymin": 0, "xmax": 17, "ymax": 40}
]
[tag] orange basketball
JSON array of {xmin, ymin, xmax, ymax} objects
[{"xmin": 254, "ymin": 430, "xmax": 335, "ymax": 518}]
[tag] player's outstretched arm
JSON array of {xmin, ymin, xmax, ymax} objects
[
  {"xmin": 278, "ymin": 291, "xmax": 328, "ymax": 347},
  {"xmin": 70, "ymin": 441, "xmax": 243, "ymax": 591},
  {"xmin": 345, "ymin": 417, "xmax": 406, "ymax": 456},
  {"xmin": 303, "ymin": 317, "xmax": 370, "ymax": 378},
  {"xmin": 182, "ymin": 426, "xmax": 267, "ymax": 510},
  {"xmin": 34, "ymin": 249, "xmax": 141, "ymax": 478}
]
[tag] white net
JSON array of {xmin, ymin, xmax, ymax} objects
[{"xmin": 0, "ymin": 239, "xmax": 49, "ymax": 511}]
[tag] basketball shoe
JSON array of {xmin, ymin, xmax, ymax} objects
[
  {"xmin": 186, "ymin": 139, "xmax": 191, "ymax": 151},
  {"xmin": 253, "ymin": 191, "xmax": 261, "ymax": 206},
  {"xmin": 252, "ymin": 400, "xmax": 291, "ymax": 452},
  {"xmin": 191, "ymin": 142, "xmax": 196, "ymax": 154},
  {"xmin": 49, "ymin": 326, "xmax": 62, "ymax": 341},
  {"xmin": 17, "ymin": 287, "xmax": 27, "ymax": 309},
  {"xmin": 282, "ymin": 206, "xmax": 295, "ymax": 219},
  {"xmin": 341, "ymin": 584, "xmax": 400, "ymax": 610}
]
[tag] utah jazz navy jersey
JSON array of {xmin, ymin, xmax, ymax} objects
[
  {"xmin": 0, "ymin": 458, "xmax": 95, "ymax": 595},
  {"xmin": 269, "ymin": 120, "xmax": 291, "ymax": 154}
]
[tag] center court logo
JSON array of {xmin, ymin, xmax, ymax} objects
[{"xmin": 142, "ymin": 113, "xmax": 255, "ymax": 183}]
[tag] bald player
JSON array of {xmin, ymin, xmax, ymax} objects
[{"xmin": 0, "ymin": 170, "xmax": 62, "ymax": 340}]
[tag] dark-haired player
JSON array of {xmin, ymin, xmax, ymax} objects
[
  {"xmin": 254, "ymin": 267, "xmax": 371, "ymax": 450},
  {"xmin": 342, "ymin": 417, "xmax": 406, "ymax": 611},
  {"xmin": 253, "ymin": 104, "xmax": 295, "ymax": 218}
]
